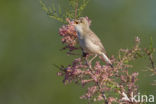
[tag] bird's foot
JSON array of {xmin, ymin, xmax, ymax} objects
[{"xmin": 89, "ymin": 54, "xmax": 97, "ymax": 64}]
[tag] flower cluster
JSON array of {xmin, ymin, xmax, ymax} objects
[
  {"xmin": 59, "ymin": 18, "xmax": 78, "ymax": 52},
  {"xmin": 58, "ymin": 55, "xmax": 139, "ymax": 103},
  {"xmin": 58, "ymin": 36, "xmax": 143, "ymax": 104}
]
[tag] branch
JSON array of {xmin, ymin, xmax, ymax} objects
[
  {"xmin": 149, "ymin": 54, "xmax": 155, "ymax": 70},
  {"xmin": 75, "ymin": 0, "xmax": 79, "ymax": 18}
]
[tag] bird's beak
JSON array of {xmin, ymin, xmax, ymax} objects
[{"xmin": 73, "ymin": 20, "xmax": 79, "ymax": 25}]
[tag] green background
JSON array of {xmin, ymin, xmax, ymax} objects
[{"xmin": 0, "ymin": 0, "xmax": 156, "ymax": 104}]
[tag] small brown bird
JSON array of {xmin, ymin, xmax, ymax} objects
[{"xmin": 73, "ymin": 17, "xmax": 112, "ymax": 67}]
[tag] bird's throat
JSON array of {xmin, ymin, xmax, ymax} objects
[{"xmin": 75, "ymin": 25, "xmax": 83, "ymax": 34}]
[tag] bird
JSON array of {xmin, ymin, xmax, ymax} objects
[{"xmin": 73, "ymin": 17, "xmax": 113, "ymax": 67}]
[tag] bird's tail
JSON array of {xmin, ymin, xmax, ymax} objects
[{"xmin": 101, "ymin": 52, "xmax": 113, "ymax": 68}]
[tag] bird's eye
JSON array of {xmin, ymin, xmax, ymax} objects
[{"xmin": 75, "ymin": 21, "xmax": 78, "ymax": 24}]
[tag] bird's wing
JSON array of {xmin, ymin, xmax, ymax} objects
[{"xmin": 87, "ymin": 30, "xmax": 106, "ymax": 53}]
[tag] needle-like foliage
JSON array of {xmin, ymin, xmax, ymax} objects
[{"xmin": 40, "ymin": 0, "xmax": 90, "ymax": 23}]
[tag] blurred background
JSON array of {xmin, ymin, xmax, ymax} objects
[{"xmin": 0, "ymin": 0, "xmax": 156, "ymax": 104}]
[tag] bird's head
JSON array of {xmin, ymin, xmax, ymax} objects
[{"xmin": 73, "ymin": 17, "xmax": 90, "ymax": 33}]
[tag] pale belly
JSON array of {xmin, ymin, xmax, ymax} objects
[{"xmin": 78, "ymin": 38, "xmax": 101, "ymax": 54}]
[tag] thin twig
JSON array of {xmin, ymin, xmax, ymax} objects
[
  {"xmin": 96, "ymin": 82, "xmax": 108, "ymax": 104},
  {"xmin": 75, "ymin": 0, "xmax": 79, "ymax": 18},
  {"xmin": 149, "ymin": 54, "xmax": 155, "ymax": 70},
  {"xmin": 87, "ymin": 62, "xmax": 108, "ymax": 104}
]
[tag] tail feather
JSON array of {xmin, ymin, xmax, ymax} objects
[{"xmin": 101, "ymin": 53, "xmax": 113, "ymax": 67}]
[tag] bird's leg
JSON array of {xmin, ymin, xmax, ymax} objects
[
  {"xmin": 80, "ymin": 49, "xmax": 89, "ymax": 65},
  {"xmin": 89, "ymin": 54, "xmax": 97, "ymax": 64},
  {"xmin": 82, "ymin": 51, "xmax": 88, "ymax": 57},
  {"xmin": 80, "ymin": 48, "xmax": 85, "ymax": 59},
  {"xmin": 83, "ymin": 52, "xmax": 89, "ymax": 65}
]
